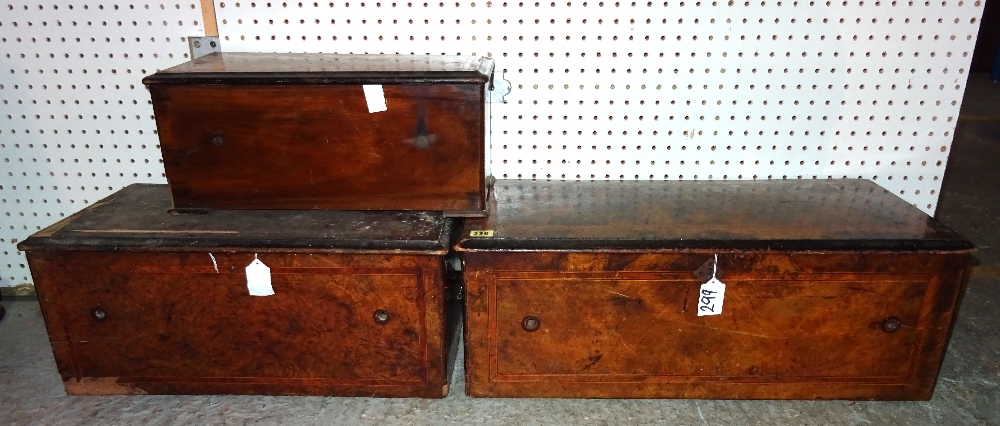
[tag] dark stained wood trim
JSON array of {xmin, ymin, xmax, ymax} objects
[
  {"xmin": 143, "ymin": 72, "xmax": 492, "ymax": 86},
  {"xmin": 456, "ymin": 239, "xmax": 975, "ymax": 252},
  {"xmin": 18, "ymin": 185, "xmax": 457, "ymax": 254},
  {"xmin": 456, "ymin": 179, "xmax": 973, "ymax": 252}
]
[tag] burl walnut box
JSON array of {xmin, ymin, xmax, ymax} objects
[
  {"xmin": 456, "ymin": 179, "xmax": 973, "ymax": 400},
  {"xmin": 143, "ymin": 53, "xmax": 494, "ymax": 216},
  {"xmin": 19, "ymin": 184, "xmax": 460, "ymax": 397}
]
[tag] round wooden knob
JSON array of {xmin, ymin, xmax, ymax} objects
[
  {"xmin": 91, "ymin": 307, "xmax": 107, "ymax": 322},
  {"xmin": 373, "ymin": 309, "xmax": 390, "ymax": 324},
  {"xmin": 521, "ymin": 316, "xmax": 540, "ymax": 332},
  {"xmin": 882, "ymin": 316, "xmax": 901, "ymax": 333}
]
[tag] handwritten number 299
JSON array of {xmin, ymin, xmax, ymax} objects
[{"xmin": 699, "ymin": 289, "xmax": 717, "ymax": 313}]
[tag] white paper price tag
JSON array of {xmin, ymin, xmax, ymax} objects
[
  {"xmin": 697, "ymin": 277, "xmax": 726, "ymax": 316},
  {"xmin": 362, "ymin": 84, "xmax": 387, "ymax": 113},
  {"xmin": 245, "ymin": 257, "xmax": 274, "ymax": 296}
]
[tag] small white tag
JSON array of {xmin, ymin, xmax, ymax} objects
[
  {"xmin": 697, "ymin": 278, "xmax": 726, "ymax": 316},
  {"xmin": 362, "ymin": 84, "xmax": 387, "ymax": 113},
  {"xmin": 245, "ymin": 258, "xmax": 274, "ymax": 296}
]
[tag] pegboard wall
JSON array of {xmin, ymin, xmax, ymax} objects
[
  {"xmin": 0, "ymin": 0, "xmax": 986, "ymax": 290},
  {"xmin": 0, "ymin": 2, "xmax": 203, "ymax": 291},
  {"xmin": 214, "ymin": 0, "xmax": 984, "ymax": 215}
]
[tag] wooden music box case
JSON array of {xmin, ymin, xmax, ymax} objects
[
  {"xmin": 456, "ymin": 179, "xmax": 973, "ymax": 400},
  {"xmin": 143, "ymin": 53, "xmax": 494, "ymax": 216},
  {"xmin": 18, "ymin": 184, "xmax": 460, "ymax": 397}
]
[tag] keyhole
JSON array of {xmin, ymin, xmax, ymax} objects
[
  {"xmin": 521, "ymin": 316, "xmax": 540, "ymax": 332},
  {"xmin": 91, "ymin": 307, "xmax": 107, "ymax": 322},
  {"xmin": 374, "ymin": 310, "xmax": 390, "ymax": 324},
  {"xmin": 882, "ymin": 316, "xmax": 901, "ymax": 333}
]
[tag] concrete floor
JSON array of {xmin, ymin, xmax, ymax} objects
[{"xmin": 2, "ymin": 79, "xmax": 999, "ymax": 426}]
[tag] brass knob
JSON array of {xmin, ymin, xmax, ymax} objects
[
  {"xmin": 373, "ymin": 309, "xmax": 390, "ymax": 324},
  {"xmin": 882, "ymin": 316, "xmax": 901, "ymax": 333},
  {"xmin": 521, "ymin": 316, "xmax": 540, "ymax": 332},
  {"xmin": 91, "ymin": 307, "xmax": 107, "ymax": 322}
]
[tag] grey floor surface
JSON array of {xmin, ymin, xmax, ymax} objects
[{"xmin": 2, "ymin": 77, "xmax": 999, "ymax": 426}]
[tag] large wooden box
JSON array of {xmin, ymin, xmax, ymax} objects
[
  {"xmin": 18, "ymin": 184, "xmax": 460, "ymax": 397},
  {"xmin": 143, "ymin": 53, "xmax": 493, "ymax": 215},
  {"xmin": 456, "ymin": 180, "xmax": 973, "ymax": 400}
]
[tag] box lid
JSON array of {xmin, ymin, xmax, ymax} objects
[
  {"xmin": 456, "ymin": 179, "xmax": 974, "ymax": 252},
  {"xmin": 142, "ymin": 52, "xmax": 494, "ymax": 85},
  {"xmin": 19, "ymin": 184, "xmax": 454, "ymax": 254}
]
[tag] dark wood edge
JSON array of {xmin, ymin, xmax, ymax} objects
[
  {"xmin": 19, "ymin": 219, "xmax": 454, "ymax": 253},
  {"xmin": 443, "ymin": 178, "xmax": 493, "ymax": 218},
  {"xmin": 16, "ymin": 190, "xmax": 124, "ymax": 252},
  {"xmin": 443, "ymin": 210, "xmax": 488, "ymax": 218},
  {"xmin": 454, "ymin": 239, "xmax": 976, "ymax": 252},
  {"xmin": 143, "ymin": 54, "xmax": 495, "ymax": 86},
  {"xmin": 908, "ymin": 254, "xmax": 972, "ymax": 399},
  {"xmin": 142, "ymin": 72, "xmax": 492, "ymax": 86},
  {"xmin": 26, "ymin": 254, "xmax": 77, "ymax": 383},
  {"xmin": 17, "ymin": 242, "xmax": 450, "ymax": 255},
  {"xmin": 465, "ymin": 383, "xmax": 933, "ymax": 400},
  {"xmin": 19, "ymin": 195, "xmax": 457, "ymax": 254},
  {"xmin": 62, "ymin": 380, "xmax": 449, "ymax": 398}
]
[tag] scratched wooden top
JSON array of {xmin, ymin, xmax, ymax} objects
[
  {"xmin": 143, "ymin": 52, "xmax": 494, "ymax": 85},
  {"xmin": 19, "ymin": 184, "xmax": 453, "ymax": 253},
  {"xmin": 456, "ymin": 179, "xmax": 973, "ymax": 252}
]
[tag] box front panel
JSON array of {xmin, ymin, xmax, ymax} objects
[
  {"xmin": 464, "ymin": 252, "xmax": 969, "ymax": 399},
  {"xmin": 490, "ymin": 274, "xmax": 925, "ymax": 380},
  {"xmin": 151, "ymin": 84, "xmax": 484, "ymax": 212},
  {"xmin": 30, "ymin": 252, "xmax": 449, "ymax": 396}
]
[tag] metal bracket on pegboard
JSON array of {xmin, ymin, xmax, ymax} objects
[
  {"xmin": 488, "ymin": 71, "xmax": 511, "ymax": 104},
  {"xmin": 188, "ymin": 36, "xmax": 221, "ymax": 59}
]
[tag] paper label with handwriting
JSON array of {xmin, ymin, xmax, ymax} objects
[
  {"xmin": 697, "ymin": 278, "xmax": 726, "ymax": 316},
  {"xmin": 362, "ymin": 85, "xmax": 387, "ymax": 113},
  {"xmin": 469, "ymin": 230, "xmax": 494, "ymax": 237},
  {"xmin": 246, "ymin": 258, "xmax": 275, "ymax": 296}
]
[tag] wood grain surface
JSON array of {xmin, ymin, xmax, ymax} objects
[
  {"xmin": 149, "ymin": 83, "xmax": 486, "ymax": 212},
  {"xmin": 28, "ymin": 251, "xmax": 454, "ymax": 397},
  {"xmin": 19, "ymin": 184, "xmax": 458, "ymax": 396},
  {"xmin": 143, "ymin": 52, "xmax": 493, "ymax": 84},
  {"xmin": 463, "ymin": 251, "xmax": 970, "ymax": 400},
  {"xmin": 458, "ymin": 180, "xmax": 973, "ymax": 400},
  {"xmin": 457, "ymin": 179, "xmax": 972, "ymax": 251},
  {"xmin": 18, "ymin": 184, "xmax": 454, "ymax": 253}
]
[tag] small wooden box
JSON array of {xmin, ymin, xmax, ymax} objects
[
  {"xmin": 143, "ymin": 53, "xmax": 494, "ymax": 216},
  {"xmin": 19, "ymin": 184, "xmax": 459, "ymax": 397},
  {"xmin": 456, "ymin": 180, "xmax": 973, "ymax": 400}
]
